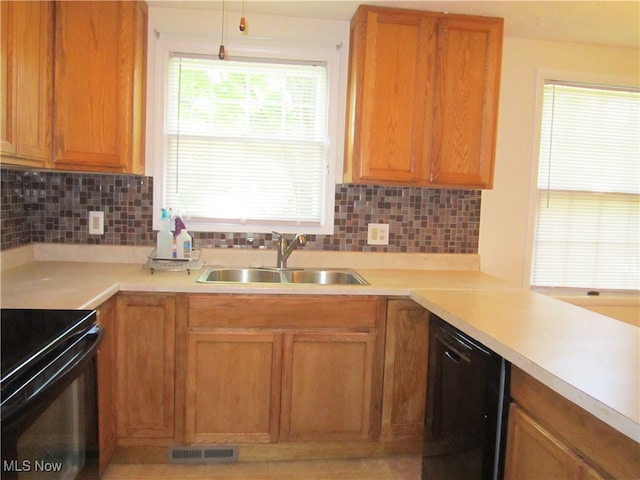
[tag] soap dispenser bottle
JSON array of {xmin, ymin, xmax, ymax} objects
[{"xmin": 156, "ymin": 208, "xmax": 173, "ymax": 258}]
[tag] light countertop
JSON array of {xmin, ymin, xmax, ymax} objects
[
  {"xmin": 0, "ymin": 259, "xmax": 515, "ymax": 309},
  {"xmin": 1, "ymin": 250, "xmax": 638, "ymax": 444},
  {"xmin": 410, "ymin": 288, "xmax": 639, "ymax": 443}
]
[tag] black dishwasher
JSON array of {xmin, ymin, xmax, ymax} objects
[{"xmin": 423, "ymin": 315, "xmax": 510, "ymax": 480}]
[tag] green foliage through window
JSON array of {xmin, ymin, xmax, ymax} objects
[{"xmin": 164, "ymin": 54, "xmax": 329, "ymax": 227}]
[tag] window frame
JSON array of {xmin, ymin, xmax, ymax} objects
[
  {"xmin": 526, "ymin": 70, "xmax": 640, "ymax": 293},
  {"xmin": 150, "ymin": 35, "xmax": 342, "ymax": 234}
]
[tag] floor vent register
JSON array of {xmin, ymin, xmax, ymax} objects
[{"xmin": 167, "ymin": 445, "xmax": 239, "ymax": 464}]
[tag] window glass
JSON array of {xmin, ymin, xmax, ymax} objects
[
  {"xmin": 531, "ymin": 81, "xmax": 640, "ymax": 291},
  {"xmin": 157, "ymin": 44, "xmax": 336, "ymax": 234}
]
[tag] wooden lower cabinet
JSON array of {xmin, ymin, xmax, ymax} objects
[
  {"xmin": 96, "ymin": 296, "xmax": 116, "ymax": 475},
  {"xmin": 115, "ymin": 293, "xmax": 177, "ymax": 443},
  {"xmin": 506, "ymin": 366, "xmax": 638, "ymax": 479},
  {"xmin": 380, "ymin": 299, "xmax": 430, "ymax": 441},
  {"xmin": 505, "ymin": 404, "xmax": 605, "ymax": 480},
  {"xmin": 280, "ymin": 331, "xmax": 376, "ymax": 441},
  {"xmin": 184, "ymin": 294, "xmax": 386, "ymax": 445},
  {"xmin": 185, "ymin": 331, "xmax": 282, "ymax": 443}
]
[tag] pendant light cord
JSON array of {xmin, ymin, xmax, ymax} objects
[{"xmin": 219, "ymin": 0, "xmax": 226, "ymax": 59}]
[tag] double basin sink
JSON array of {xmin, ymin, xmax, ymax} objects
[{"xmin": 197, "ymin": 267, "xmax": 368, "ymax": 286}]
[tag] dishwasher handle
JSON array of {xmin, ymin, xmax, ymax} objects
[
  {"xmin": 436, "ymin": 329, "xmax": 472, "ymax": 363},
  {"xmin": 444, "ymin": 349, "xmax": 467, "ymax": 363}
]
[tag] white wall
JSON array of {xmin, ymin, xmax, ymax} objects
[{"xmin": 479, "ymin": 37, "xmax": 640, "ymax": 287}]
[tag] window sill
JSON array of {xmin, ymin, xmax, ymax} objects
[{"xmin": 534, "ymin": 287, "xmax": 640, "ymax": 307}]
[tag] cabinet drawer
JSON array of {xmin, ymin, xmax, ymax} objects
[{"xmin": 188, "ymin": 295, "xmax": 380, "ymax": 329}]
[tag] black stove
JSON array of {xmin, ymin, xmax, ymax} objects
[
  {"xmin": 1, "ymin": 309, "xmax": 103, "ymax": 480},
  {"xmin": 1, "ymin": 309, "xmax": 100, "ymax": 423}
]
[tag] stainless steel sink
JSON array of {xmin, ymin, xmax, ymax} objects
[
  {"xmin": 197, "ymin": 268, "xmax": 281, "ymax": 283},
  {"xmin": 196, "ymin": 268, "xmax": 368, "ymax": 285},
  {"xmin": 283, "ymin": 269, "xmax": 368, "ymax": 285}
]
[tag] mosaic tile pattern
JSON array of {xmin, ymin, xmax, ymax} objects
[
  {"xmin": 1, "ymin": 168, "xmax": 154, "ymax": 248},
  {"xmin": 1, "ymin": 167, "xmax": 481, "ymax": 253},
  {"xmin": 1, "ymin": 168, "xmax": 31, "ymax": 249},
  {"xmin": 195, "ymin": 186, "xmax": 481, "ymax": 253}
]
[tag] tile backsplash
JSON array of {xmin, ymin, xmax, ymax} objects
[{"xmin": 1, "ymin": 167, "xmax": 480, "ymax": 253}]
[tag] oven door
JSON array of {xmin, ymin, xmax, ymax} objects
[{"xmin": 1, "ymin": 326, "xmax": 102, "ymax": 480}]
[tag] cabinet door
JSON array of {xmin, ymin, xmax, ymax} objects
[
  {"xmin": 577, "ymin": 462, "xmax": 607, "ymax": 480},
  {"xmin": 381, "ymin": 299, "xmax": 429, "ymax": 441},
  {"xmin": 509, "ymin": 367, "xmax": 637, "ymax": 479},
  {"xmin": 0, "ymin": 0, "xmax": 10, "ymax": 155},
  {"xmin": 430, "ymin": 16, "xmax": 502, "ymax": 188},
  {"xmin": 280, "ymin": 331, "xmax": 376, "ymax": 441},
  {"xmin": 0, "ymin": 0, "xmax": 52, "ymax": 167},
  {"xmin": 53, "ymin": 1, "xmax": 146, "ymax": 173},
  {"xmin": 505, "ymin": 403, "xmax": 582, "ymax": 479},
  {"xmin": 96, "ymin": 296, "xmax": 116, "ymax": 475},
  {"xmin": 185, "ymin": 331, "xmax": 282, "ymax": 443},
  {"xmin": 116, "ymin": 294, "xmax": 175, "ymax": 440},
  {"xmin": 344, "ymin": 6, "xmax": 437, "ymax": 184}
]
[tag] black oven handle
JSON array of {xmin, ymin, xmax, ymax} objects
[{"xmin": 1, "ymin": 324, "xmax": 103, "ymax": 424}]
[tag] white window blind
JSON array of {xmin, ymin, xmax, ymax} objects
[
  {"xmin": 531, "ymin": 81, "xmax": 640, "ymax": 291},
  {"xmin": 164, "ymin": 53, "xmax": 329, "ymax": 230}
]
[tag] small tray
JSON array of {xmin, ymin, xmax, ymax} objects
[{"xmin": 144, "ymin": 249, "xmax": 204, "ymax": 274}]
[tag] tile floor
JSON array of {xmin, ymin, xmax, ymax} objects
[{"xmin": 102, "ymin": 456, "xmax": 422, "ymax": 480}]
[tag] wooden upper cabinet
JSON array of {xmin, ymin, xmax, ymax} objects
[
  {"xmin": 53, "ymin": 1, "xmax": 147, "ymax": 173},
  {"xmin": 344, "ymin": 5, "xmax": 503, "ymax": 189},
  {"xmin": 0, "ymin": 1, "xmax": 53, "ymax": 168},
  {"xmin": 430, "ymin": 16, "xmax": 502, "ymax": 188},
  {"xmin": 344, "ymin": 6, "xmax": 437, "ymax": 184}
]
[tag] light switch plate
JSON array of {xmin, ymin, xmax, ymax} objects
[
  {"xmin": 89, "ymin": 211, "xmax": 104, "ymax": 235},
  {"xmin": 367, "ymin": 223, "xmax": 389, "ymax": 245}
]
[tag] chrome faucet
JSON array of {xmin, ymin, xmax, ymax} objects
[{"xmin": 273, "ymin": 231, "xmax": 306, "ymax": 269}]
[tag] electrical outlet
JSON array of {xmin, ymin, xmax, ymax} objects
[
  {"xmin": 367, "ymin": 223, "xmax": 389, "ymax": 245},
  {"xmin": 89, "ymin": 211, "xmax": 104, "ymax": 235}
]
